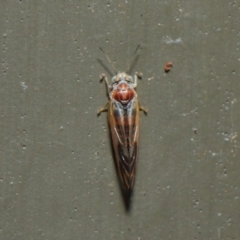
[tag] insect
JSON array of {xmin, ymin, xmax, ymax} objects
[
  {"xmin": 98, "ymin": 46, "xmax": 147, "ymax": 191},
  {"xmin": 164, "ymin": 61, "xmax": 173, "ymax": 73}
]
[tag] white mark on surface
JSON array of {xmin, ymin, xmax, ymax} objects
[
  {"xmin": 230, "ymin": 133, "xmax": 238, "ymax": 142},
  {"xmin": 181, "ymin": 108, "xmax": 197, "ymax": 116},
  {"xmin": 162, "ymin": 36, "xmax": 183, "ymax": 44},
  {"xmin": 20, "ymin": 82, "xmax": 28, "ymax": 90},
  {"xmin": 88, "ymin": 3, "xmax": 96, "ymax": 13},
  {"xmin": 147, "ymin": 77, "xmax": 155, "ymax": 81}
]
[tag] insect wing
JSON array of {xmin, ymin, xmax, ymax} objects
[{"xmin": 108, "ymin": 96, "xmax": 140, "ymax": 190}]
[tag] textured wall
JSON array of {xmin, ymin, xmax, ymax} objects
[{"xmin": 1, "ymin": 1, "xmax": 240, "ymax": 239}]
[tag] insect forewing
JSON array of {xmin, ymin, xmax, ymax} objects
[{"xmin": 108, "ymin": 93, "xmax": 140, "ymax": 190}]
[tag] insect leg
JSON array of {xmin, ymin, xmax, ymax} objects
[
  {"xmin": 97, "ymin": 102, "xmax": 109, "ymax": 116},
  {"xmin": 132, "ymin": 72, "xmax": 143, "ymax": 88},
  {"xmin": 139, "ymin": 103, "xmax": 148, "ymax": 115},
  {"xmin": 100, "ymin": 74, "xmax": 112, "ymax": 92}
]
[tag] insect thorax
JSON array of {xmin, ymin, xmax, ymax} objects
[{"xmin": 111, "ymin": 81, "xmax": 136, "ymax": 105}]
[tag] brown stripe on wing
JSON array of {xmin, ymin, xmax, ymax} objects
[
  {"xmin": 117, "ymin": 142, "xmax": 138, "ymax": 189},
  {"xmin": 113, "ymin": 104, "xmax": 137, "ymax": 147}
]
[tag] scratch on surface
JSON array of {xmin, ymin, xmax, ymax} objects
[
  {"xmin": 230, "ymin": 98, "xmax": 237, "ymax": 134},
  {"xmin": 224, "ymin": 98, "xmax": 238, "ymax": 144},
  {"xmin": 181, "ymin": 108, "xmax": 198, "ymax": 116},
  {"xmin": 217, "ymin": 227, "xmax": 221, "ymax": 239},
  {"xmin": 52, "ymin": 141, "xmax": 66, "ymax": 146}
]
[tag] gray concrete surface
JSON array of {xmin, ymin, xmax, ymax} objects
[{"xmin": 1, "ymin": 1, "xmax": 240, "ymax": 239}]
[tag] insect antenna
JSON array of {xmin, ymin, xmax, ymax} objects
[
  {"xmin": 126, "ymin": 44, "xmax": 141, "ymax": 74},
  {"xmin": 99, "ymin": 47, "xmax": 117, "ymax": 74}
]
